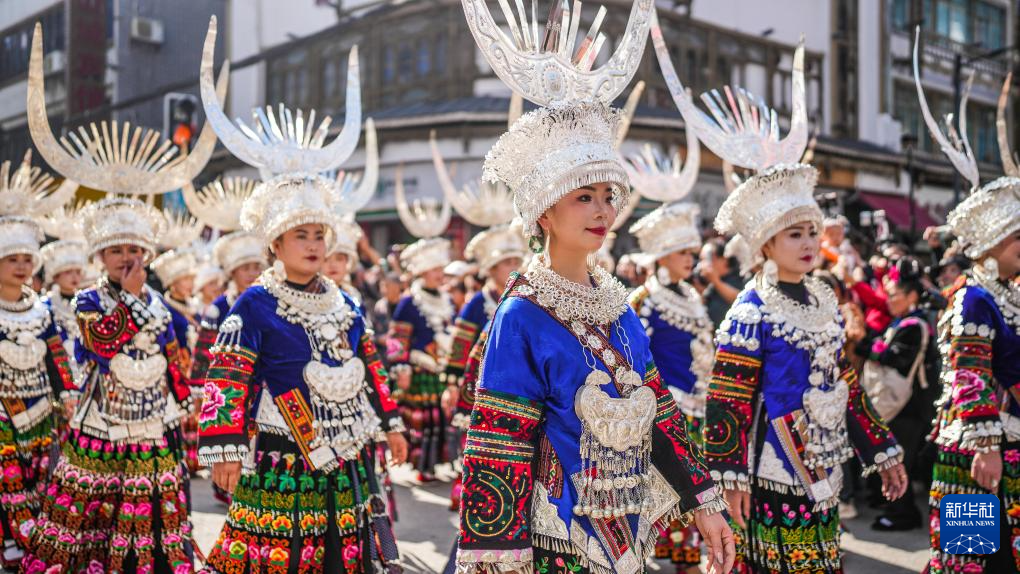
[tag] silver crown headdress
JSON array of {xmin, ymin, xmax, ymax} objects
[
  {"xmin": 0, "ymin": 150, "xmax": 78, "ymax": 220},
  {"xmin": 329, "ymin": 215, "xmax": 364, "ymax": 260},
  {"xmin": 28, "ymin": 25, "xmax": 226, "ymax": 196},
  {"xmin": 466, "ymin": 0, "xmax": 654, "ymax": 238},
  {"xmin": 40, "ymin": 239, "xmax": 88, "ymax": 283},
  {"xmin": 651, "ymin": 11, "xmax": 819, "ymax": 259},
  {"xmin": 159, "ymin": 210, "xmax": 204, "ymax": 251},
  {"xmin": 395, "ymin": 162, "xmax": 452, "ymax": 275},
  {"xmin": 213, "ymin": 231, "xmax": 266, "ymax": 276},
  {"xmin": 183, "ymin": 177, "xmax": 257, "ymax": 232},
  {"xmin": 151, "ymin": 248, "xmax": 199, "ymax": 287},
  {"xmin": 629, "ymin": 202, "xmax": 701, "ymax": 264},
  {"xmin": 201, "ymin": 16, "xmax": 370, "ymax": 249},
  {"xmin": 79, "ymin": 197, "xmax": 167, "ymax": 260},
  {"xmin": 914, "ymin": 28, "xmax": 1020, "ymax": 259},
  {"xmin": 464, "ymin": 221, "xmax": 528, "ymax": 275}
]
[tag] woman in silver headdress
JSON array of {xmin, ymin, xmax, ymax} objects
[
  {"xmin": 453, "ymin": 2, "xmax": 733, "ymax": 573},
  {"xmin": 912, "ymin": 31, "xmax": 1020, "ymax": 573}
]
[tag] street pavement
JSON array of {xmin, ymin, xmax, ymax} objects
[{"xmin": 191, "ymin": 464, "xmax": 933, "ymax": 574}]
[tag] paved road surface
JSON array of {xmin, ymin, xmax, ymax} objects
[{"xmin": 190, "ymin": 464, "xmax": 932, "ymax": 574}]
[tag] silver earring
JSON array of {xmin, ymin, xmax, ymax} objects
[
  {"xmin": 982, "ymin": 257, "xmax": 999, "ymax": 277},
  {"xmin": 656, "ymin": 266, "xmax": 672, "ymax": 285},
  {"xmin": 763, "ymin": 259, "xmax": 779, "ymax": 284},
  {"xmin": 273, "ymin": 259, "xmax": 285, "ymax": 276}
]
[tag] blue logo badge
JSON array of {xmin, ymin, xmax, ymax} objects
[{"xmin": 940, "ymin": 494, "xmax": 1000, "ymax": 555}]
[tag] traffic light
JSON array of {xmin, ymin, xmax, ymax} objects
[{"xmin": 163, "ymin": 93, "xmax": 198, "ymax": 153}]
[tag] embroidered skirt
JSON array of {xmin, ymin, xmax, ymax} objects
[
  {"xmin": 928, "ymin": 442, "xmax": 1020, "ymax": 574},
  {"xmin": 21, "ymin": 427, "xmax": 194, "ymax": 574},
  {"xmin": 397, "ymin": 370, "xmax": 447, "ymax": 476},
  {"xmin": 201, "ymin": 433, "xmax": 400, "ymax": 574},
  {"xmin": 0, "ymin": 401, "xmax": 53, "ymax": 568},
  {"xmin": 729, "ymin": 478, "xmax": 842, "ymax": 574}
]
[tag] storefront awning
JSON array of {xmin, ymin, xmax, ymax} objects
[{"xmin": 858, "ymin": 191, "xmax": 942, "ymax": 231}]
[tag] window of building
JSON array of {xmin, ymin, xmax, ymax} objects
[
  {"xmin": 892, "ymin": 0, "xmax": 911, "ymax": 30},
  {"xmin": 974, "ymin": 2, "xmax": 1004, "ymax": 49},
  {"xmin": 893, "ymin": 81, "xmax": 998, "ymax": 163},
  {"xmin": 0, "ymin": 8, "xmax": 64, "ymax": 84}
]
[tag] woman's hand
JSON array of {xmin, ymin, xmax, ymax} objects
[
  {"xmin": 386, "ymin": 431, "xmax": 408, "ymax": 466},
  {"xmin": 212, "ymin": 461, "xmax": 242, "ymax": 494},
  {"xmin": 879, "ymin": 462, "xmax": 909, "ymax": 500},
  {"xmin": 694, "ymin": 507, "xmax": 736, "ymax": 574},
  {"xmin": 971, "ymin": 450, "xmax": 1003, "ymax": 492},
  {"xmin": 122, "ymin": 257, "xmax": 147, "ymax": 296},
  {"xmin": 724, "ymin": 488, "xmax": 750, "ymax": 529}
]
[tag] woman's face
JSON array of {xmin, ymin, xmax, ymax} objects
[
  {"xmin": 885, "ymin": 282, "xmax": 918, "ymax": 318},
  {"xmin": 323, "ymin": 252, "xmax": 350, "ymax": 284},
  {"xmin": 170, "ymin": 274, "xmax": 195, "ymax": 299},
  {"xmin": 538, "ymin": 183, "xmax": 617, "ymax": 255},
  {"xmin": 420, "ymin": 267, "xmax": 445, "ymax": 290},
  {"xmin": 273, "ymin": 224, "xmax": 327, "ymax": 280},
  {"xmin": 231, "ymin": 261, "xmax": 264, "ymax": 290},
  {"xmin": 0, "ymin": 254, "xmax": 34, "ymax": 290},
  {"xmin": 99, "ymin": 244, "xmax": 147, "ymax": 283},
  {"xmin": 988, "ymin": 230, "xmax": 1020, "ymax": 279},
  {"xmin": 658, "ymin": 248, "xmax": 697, "ymax": 282},
  {"xmin": 53, "ymin": 268, "xmax": 83, "ymax": 294},
  {"xmin": 762, "ymin": 222, "xmax": 820, "ymax": 279},
  {"xmin": 199, "ymin": 279, "xmax": 223, "ymax": 302},
  {"xmin": 489, "ymin": 256, "xmax": 523, "ymax": 289}
]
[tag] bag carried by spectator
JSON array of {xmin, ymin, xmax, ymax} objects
[{"xmin": 860, "ymin": 324, "xmax": 929, "ymax": 421}]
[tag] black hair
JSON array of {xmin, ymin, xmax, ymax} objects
[{"xmin": 889, "ymin": 257, "xmax": 926, "ymax": 301}]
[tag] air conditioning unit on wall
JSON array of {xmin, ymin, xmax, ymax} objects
[{"xmin": 131, "ymin": 17, "xmax": 164, "ymax": 45}]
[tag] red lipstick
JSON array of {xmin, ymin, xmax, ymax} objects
[{"xmin": 586, "ymin": 226, "xmax": 607, "ymax": 237}]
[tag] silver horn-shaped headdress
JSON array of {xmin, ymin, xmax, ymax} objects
[
  {"xmin": 28, "ymin": 25, "xmax": 225, "ymax": 196},
  {"xmin": 610, "ymin": 81, "xmax": 647, "ymax": 231},
  {"xmin": 200, "ymin": 15, "xmax": 361, "ymax": 178},
  {"xmin": 912, "ymin": 27, "xmax": 980, "ymax": 190},
  {"xmin": 997, "ymin": 72, "xmax": 1019, "ymax": 177},
  {"xmin": 651, "ymin": 11, "xmax": 807, "ymax": 171},
  {"xmin": 331, "ymin": 118, "xmax": 379, "ymax": 215},
  {"xmin": 183, "ymin": 177, "xmax": 257, "ymax": 232},
  {"xmin": 430, "ymin": 95, "xmax": 521, "ymax": 228},
  {"xmin": 462, "ymin": 0, "xmax": 654, "ymax": 108},
  {"xmin": 395, "ymin": 163, "xmax": 451, "ymax": 239},
  {"xmin": 0, "ymin": 150, "xmax": 78, "ymax": 218},
  {"xmin": 159, "ymin": 209, "xmax": 204, "ymax": 250}
]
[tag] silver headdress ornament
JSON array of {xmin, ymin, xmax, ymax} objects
[
  {"xmin": 159, "ymin": 210, "xmax": 204, "ymax": 250},
  {"xmin": 916, "ymin": 28, "xmax": 1020, "ymax": 259},
  {"xmin": 610, "ymin": 81, "xmax": 646, "ymax": 232},
  {"xmin": 651, "ymin": 10, "xmax": 819, "ymax": 259},
  {"xmin": 200, "ymin": 16, "xmax": 361, "ymax": 179},
  {"xmin": 328, "ymin": 215, "xmax": 364, "ymax": 260},
  {"xmin": 0, "ymin": 150, "xmax": 78, "ymax": 220},
  {"xmin": 431, "ymin": 94, "xmax": 519, "ymax": 228},
  {"xmin": 629, "ymin": 202, "xmax": 701, "ymax": 264},
  {"xmin": 466, "ymin": 0, "xmax": 653, "ymax": 237},
  {"xmin": 331, "ymin": 118, "xmax": 379, "ymax": 215},
  {"xmin": 40, "ymin": 240, "xmax": 88, "ymax": 283},
  {"xmin": 79, "ymin": 197, "xmax": 167, "ymax": 261},
  {"xmin": 182, "ymin": 177, "xmax": 257, "ymax": 232},
  {"xmin": 464, "ymin": 221, "xmax": 528, "ymax": 274},
  {"xmin": 28, "ymin": 25, "xmax": 226, "ymax": 196},
  {"xmin": 621, "ymin": 86, "xmax": 701, "ymax": 203},
  {"xmin": 39, "ymin": 200, "xmax": 87, "ymax": 241},
  {"xmin": 395, "ymin": 163, "xmax": 452, "ymax": 275},
  {"xmin": 151, "ymin": 248, "xmax": 199, "ymax": 287},
  {"xmin": 213, "ymin": 231, "xmax": 266, "ymax": 276}
]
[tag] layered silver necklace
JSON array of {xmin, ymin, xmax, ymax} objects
[
  {"xmin": 258, "ymin": 267, "xmax": 380, "ymax": 462},
  {"xmin": 755, "ymin": 273, "xmax": 852, "ymax": 470},
  {"xmin": 410, "ymin": 280, "xmax": 454, "ymax": 336},
  {"xmin": 521, "ymin": 254, "xmax": 655, "ymax": 519},
  {"xmin": 0, "ymin": 286, "xmax": 53, "ymax": 400},
  {"xmin": 973, "ymin": 264, "xmax": 1020, "ymax": 336}
]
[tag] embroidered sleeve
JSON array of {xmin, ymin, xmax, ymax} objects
[
  {"xmin": 704, "ymin": 298, "xmax": 764, "ymax": 492},
  {"xmin": 944, "ymin": 287, "xmax": 1001, "ymax": 451},
  {"xmin": 843, "ymin": 357, "xmax": 904, "ymax": 475},
  {"xmin": 164, "ymin": 334, "xmax": 191, "ymax": 407},
  {"xmin": 358, "ymin": 333, "xmax": 403, "ymax": 433},
  {"xmin": 443, "ymin": 317, "xmax": 481, "ymax": 385},
  {"xmin": 43, "ymin": 315, "xmax": 77, "ymax": 394},
  {"xmin": 457, "ymin": 305, "xmax": 546, "ymax": 572},
  {"xmin": 453, "ymin": 329, "xmax": 489, "ymax": 430},
  {"xmin": 190, "ymin": 325, "xmax": 218, "ymax": 386},
  {"xmin": 385, "ymin": 299, "xmax": 414, "ymax": 378},
  {"xmin": 75, "ymin": 293, "xmax": 140, "ymax": 360},
  {"xmin": 644, "ymin": 361, "xmax": 722, "ymax": 515},
  {"xmin": 198, "ymin": 311, "xmax": 260, "ymax": 465}
]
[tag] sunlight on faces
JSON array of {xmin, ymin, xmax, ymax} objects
[
  {"xmin": 0, "ymin": 254, "xmax": 34, "ymax": 290},
  {"xmin": 420, "ymin": 267, "xmax": 445, "ymax": 290},
  {"xmin": 170, "ymin": 274, "xmax": 196, "ymax": 299},
  {"xmin": 489, "ymin": 256, "xmax": 523, "ymax": 288},
  {"xmin": 537, "ymin": 183, "xmax": 618, "ymax": 256},
  {"xmin": 272, "ymin": 224, "xmax": 328, "ymax": 283},
  {"xmin": 99, "ymin": 245, "xmax": 147, "ymax": 283},
  {"xmin": 323, "ymin": 252, "xmax": 350, "ymax": 285},
  {"xmin": 761, "ymin": 222, "xmax": 820, "ymax": 281},
  {"xmin": 986, "ymin": 230, "xmax": 1020, "ymax": 279},
  {"xmin": 657, "ymin": 249, "xmax": 697, "ymax": 283},
  {"xmin": 231, "ymin": 261, "xmax": 264, "ymax": 291},
  {"xmin": 53, "ymin": 268, "xmax": 83, "ymax": 294}
]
